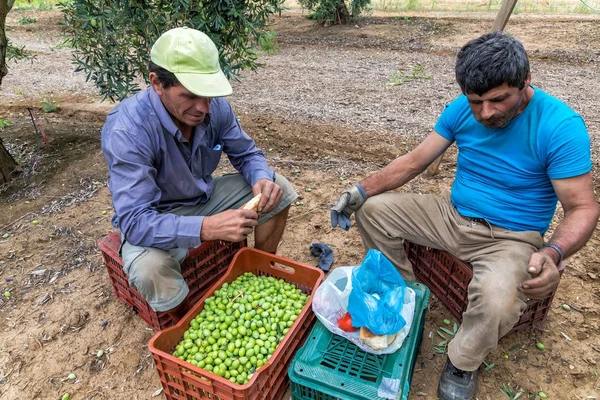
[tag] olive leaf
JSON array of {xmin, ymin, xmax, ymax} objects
[{"xmin": 60, "ymin": 0, "xmax": 284, "ymax": 102}]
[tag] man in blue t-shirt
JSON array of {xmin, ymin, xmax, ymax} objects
[{"xmin": 330, "ymin": 32, "xmax": 599, "ymax": 400}]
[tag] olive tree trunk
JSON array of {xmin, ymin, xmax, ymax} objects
[
  {"xmin": 0, "ymin": 0, "xmax": 15, "ymax": 86},
  {"xmin": 0, "ymin": 0, "xmax": 21, "ymax": 185},
  {"xmin": 335, "ymin": 0, "xmax": 350, "ymax": 24},
  {"xmin": 0, "ymin": 136, "xmax": 19, "ymax": 184}
]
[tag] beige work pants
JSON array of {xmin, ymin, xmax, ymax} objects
[{"xmin": 355, "ymin": 191, "xmax": 544, "ymax": 371}]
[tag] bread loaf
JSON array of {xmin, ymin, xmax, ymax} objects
[
  {"xmin": 241, "ymin": 194, "xmax": 262, "ymax": 212},
  {"xmin": 359, "ymin": 327, "xmax": 397, "ymax": 350}
]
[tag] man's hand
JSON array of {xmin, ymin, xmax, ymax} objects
[
  {"xmin": 201, "ymin": 209, "xmax": 258, "ymax": 242},
  {"xmin": 330, "ymin": 184, "xmax": 368, "ymax": 231},
  {"xmin": 520, "ymin": 250, "xmax": 561, "ymax": 299},
  {"xmin": 252, "ymin": 178, "xmax": 282, "ymax": 214}
]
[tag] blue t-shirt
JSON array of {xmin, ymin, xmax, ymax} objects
[{"xmin": 434, "ymin": 87, "xmax": 591, "ymax": 234}]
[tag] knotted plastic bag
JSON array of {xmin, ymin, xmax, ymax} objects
[
  {"xmin": 347, "ymin": 249, "xmax": 407, "ymax": 335},
  {"xmin": 312, "ymin": 265, "xmax": 415, "ymax": 355}
]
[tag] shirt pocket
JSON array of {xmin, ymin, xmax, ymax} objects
[{"xmin": 199, "ymin": 145, "xmax": 223, "ymax": 178}]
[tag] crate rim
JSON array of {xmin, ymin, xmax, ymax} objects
[{"xmin": 148, "ymin": 247, "xmax": 324, "ymax": 391}]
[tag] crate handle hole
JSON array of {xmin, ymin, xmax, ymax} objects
[{"xmin": 269, "ymin": 262, "xmax": 296, "ymax": 274}]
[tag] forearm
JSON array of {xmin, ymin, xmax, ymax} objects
[
  {"xmin": 541, "ymin": 205, "xmax": 600, "ymax": 262},
  {"xmin": 359, "ymin": 154, "xmax": 425, "ymax": 197},
  {"xmin": 237, "ymin": 156, "xmax": 274, "ymax": 185}
]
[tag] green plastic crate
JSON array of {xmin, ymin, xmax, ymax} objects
[{"xmin": 289, "ymin": 280, "xmax": 430, "ymax": 400}]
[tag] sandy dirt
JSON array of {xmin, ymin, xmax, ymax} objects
[{"xmin": 0, "ymin": 7, "xmax": 599, "ymax": 400}]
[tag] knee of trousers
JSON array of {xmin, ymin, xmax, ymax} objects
[
  {"xmin": 469, "ymin": 283, "xmax": 525, "ymax": 329},
  {"xmin": 128, "ymin": 250, "xmax": 183, "ymax": 295},
  {"xmin": 355, "ymin": 198, "xmax": 379, "ymax": 228},
  {"xmin": 274, "ymin": 173, "xmax": 298, "ymax": 205}
]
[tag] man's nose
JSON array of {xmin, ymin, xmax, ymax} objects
[
  {"xmin": 195, "ymin": 97, "xmax": 211, "ymax": 114},
  {"xmin": 480, "ymin": 102, "xmax": 495, "ymax": 119}
]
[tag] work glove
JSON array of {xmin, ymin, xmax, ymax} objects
[
  {"xmin": 330, "ymin": 184, "xmax": 368, "ymax": 231},
  {"xmin": 310, "ymin": 242, "xmax": 334, "ymax": 272}
]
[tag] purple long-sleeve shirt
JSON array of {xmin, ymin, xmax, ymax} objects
[{"xmin": 101, "ymin": 87, "xmax": 274, "ymax": 250}]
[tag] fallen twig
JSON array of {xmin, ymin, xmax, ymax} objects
[{"xmin": 288, "ymin": 205, "xmax": 328, "ymax": 222}]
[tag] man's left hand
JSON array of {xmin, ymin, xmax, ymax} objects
[
  {"xmin": 252, "ymin": 178, "xmax": 282, "ymax": 214},
  {"xmin": 520, "ymin": 251, "xmax": 561, "ymax": 299}
]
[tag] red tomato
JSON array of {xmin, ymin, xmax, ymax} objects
[{"xmin": 337, "ymin": 312, "xmax": 358, "ymax": 332}]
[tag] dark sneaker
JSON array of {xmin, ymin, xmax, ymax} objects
[{"xmin": 437, "ymin": 358, "xmax": 479, "ymax": 400}]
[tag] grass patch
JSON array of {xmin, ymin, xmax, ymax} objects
[
  {"xmin": 386, "ymin": 64, "xmax": 432, "ymax": 86},
  {"xmin": 6, "ymin": 42, "xmax": 36, "ymax": 62},
  {"xmin": 17, "ymin": 16, "xmax": 38, "ymax": 24},
  {"xmin": 41, "ymin": 98, "xmax": 60, "ymax": 113},
  {"xmin": 258, "ymin": 30, "xmax": 279, "ymax": 54},
  {"xmin": 368, "ymin": 0, "xmax": 600, "ymax": 14},
  {"xmin": 13, "ymin": 0, "xmax": 58, "ymax": 10}
]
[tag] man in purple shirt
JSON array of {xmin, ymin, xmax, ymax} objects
[{"xmin": 101, "ymin": 27, "xmax": 297, "ymax": 321}]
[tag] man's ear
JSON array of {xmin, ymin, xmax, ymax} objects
[
  {"xmin": 524, "ymin": 72, "xmax": 532, "ymax": 88},
  {"xmin": 149, "ymin": 72, "xmax": 164, "ymax": 95}
]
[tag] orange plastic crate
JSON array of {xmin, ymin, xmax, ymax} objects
[
  {"xmin": 404, "ymin": 240, "xmax": 564, "ymax": 333},
  {"xmin": 148, "ymin": 248, "xmax": 324, "ymax": 400},
  {"xmin": 98, "ymin": 232, "xmax": 245, "ymax": 330}
]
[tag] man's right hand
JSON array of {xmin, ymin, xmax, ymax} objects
[
  {"xmin": 201, "ymin": 209, "xmax": 259, "ymax": 242},
  {"xmin": 330, "ymin": 184, "xmax": 368, "ymax": 231}
]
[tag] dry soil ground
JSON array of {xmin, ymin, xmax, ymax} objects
[{"xmin": 0, "ymin": 7, "xmax": 599, "ymax": 400}]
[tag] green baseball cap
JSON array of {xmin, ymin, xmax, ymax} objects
[{"xmin": 150, "ymin": 27, "xmax": 232, "ymax": 97}]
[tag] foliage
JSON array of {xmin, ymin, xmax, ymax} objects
[
  {"xmin": 6, "ymin": 41, "xmax": 36, "ymax": 62},
  {"xmin": 50, "ymin": 38, "xmax": 74, "ymax": 51},
  {"xmin": 17, "ymin": 16, "xmax": 37, "ymax": 25},
  {"xmin": 258, "ymin": 30, "xmax": 279, "ymax": 54},
  {"xmin": 432, "ymin": 322, "xmax": 458, "ymax": 354},
  {"xmin": 0, "ymin": 119, "xmax": 11, "ymax": 129},
  {"xmin": 41, "ymin": 97, "xmax": 59, "ymax": 113},
  {"xmin": 60, "ymin": 0, "xmax": 284, "ymax": 102},
  {"xmin": 12, "ymin": 0, "xmax": 56, "ymax": 11},
  {"xmin": 482, "ymin": 360, "xmax": 496, "ymax": 371},
  {"xmin": 500, "ymin": 384, "xmax": 524, "ymax": 400},
  {"xmin": 499, "ymin": 383, "xmax": 540, "ymax": 400},
  {"xmin": 371, "ymin": 0, "xmax": 600, "ymax": 14},
  {"xmin": 386, "ymin": 64, "xmax": 431, "ymax": 86},
  {"xmin": 299, "ymin": 0, "xmax": 371, "ymax": 25}
]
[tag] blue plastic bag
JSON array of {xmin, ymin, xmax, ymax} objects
[{"xmin": 347, "ymin": 249, "xmax": 407, "ymax": 335}]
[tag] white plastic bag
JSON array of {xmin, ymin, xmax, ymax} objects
[{"xmin": 312, "ymin": 266, "xmax": 416, "ymax": 355}]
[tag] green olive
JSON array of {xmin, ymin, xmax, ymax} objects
[{"xmin": 536, "ymin": 342, "xmax": 545, "ymax": 350}]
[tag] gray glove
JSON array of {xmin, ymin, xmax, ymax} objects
[{"xmin": 330, "ymin": 184, "xmax": 368, "ymax": 231}]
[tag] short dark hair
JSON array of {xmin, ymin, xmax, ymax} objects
[
  {"xmin": 455, "ymin": 31, "xmax": 530, "ymax": 96},
  {"xmin": 148, "ymin": 60, "xmax": 180, "ymax": 89}
]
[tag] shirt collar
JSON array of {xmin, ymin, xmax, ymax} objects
[{"xmin": 148, "ymin": 87, "xmax": 180, "ymax": 138}]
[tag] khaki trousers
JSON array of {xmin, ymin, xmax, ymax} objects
[{"xmin": 355, "ymin": 191, "xmax": 543, "ymax": 371}]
